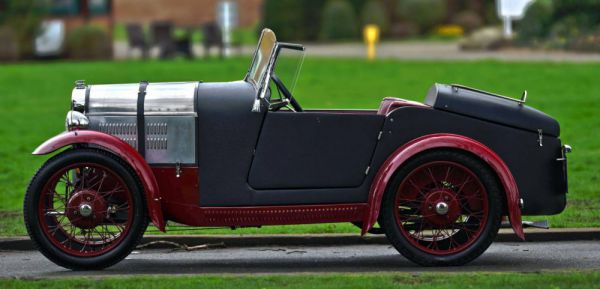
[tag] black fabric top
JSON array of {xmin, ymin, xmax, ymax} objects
[{"xmin": 424, "ymin": 83, "xmax": 560, "ymax": 137}]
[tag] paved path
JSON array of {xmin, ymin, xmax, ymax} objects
[
  {"xmin": 2, "ymin": 241, "xmax": 599, "ymax": 277},
  {"xmin": 114, "ymin": 41, "xmax": 600, "ymax": 62},
  {"xmin": 304, "ymin": 42, "xmax": 600, "ymax": 62}
]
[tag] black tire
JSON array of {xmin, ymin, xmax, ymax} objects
[
  {"xmin": 380, "ymin": 149, "xmax": 502, "ymax": 266},
  {"xmin": 24, "ymin": 149, "xmax": 148, "ymax": 270}
]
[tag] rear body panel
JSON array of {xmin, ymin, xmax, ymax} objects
[{"xmin": 375, "ymin": 106, "xmax": 566, "ymax": 215}]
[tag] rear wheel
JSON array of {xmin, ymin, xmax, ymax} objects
[
  {"xmin": 381, "ymin": 150, "xmax": 502, "ymax": 266},
  {"xmin": 24, "ymin": 149, "xmax": 148, "ymax": 270}
]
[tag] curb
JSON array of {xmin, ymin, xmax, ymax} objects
[{"xmin": 1, "ymin": 228, "xmax": 599, "ymax": 251}]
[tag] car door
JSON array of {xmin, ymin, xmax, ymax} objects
[{"xmin": 248, "ymin": 111, "xmax": 384, "ymax": 190}]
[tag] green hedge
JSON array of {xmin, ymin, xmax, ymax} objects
[
  {"xmin": 0, "ymin": 0, "xmax": 40, "ymax": 59},
  {"xmin": 67, "ymin": 25, "xmax": 112, "ymax": 60},
  {"xmin": 516, "ymin": 0, "xmax": 554, "ymax": 44},
  {"xmin": 361, "ymin": 0, "xmax": 388, "ymax": 34},
  {"xmin": 261, "ymin": 0, "xmax": 307, "ymax": 41},
  {"xmin": 395, "ymin": 0, "xmax": 447, "ymax": 33},
  {"xmin": 320, "ymin": 0, "xmax": 358, "ymax": 40},
  {"xmin": 553, "ymin": 0, "xmax": 600, "ymax": 18},
  {"xmin": 518, "ymin": 0, "xmax": 600, "ymax": 51}
]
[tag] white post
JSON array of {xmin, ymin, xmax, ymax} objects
[
  {"xmin": 217, "ymin": 0, "xmax": 238, "ymax": 58},
  {"xmin": 497, "ymin": 0, "xmax": 536, "ymax": 39},
  {"xmin": 222, "ymin": 1, "xmax": 232, "ymax": 57},
  {"xmin": 503, "ymin": 16, "xmax": 513, "ymax": 38}
]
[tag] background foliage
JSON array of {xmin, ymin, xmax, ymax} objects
[
  {"xmin": 518, "ymin": 0, "xmax": 600, "ymax": 51},
  {"xmin": 0, "ymin": 0, "xmax": 41, "ymax": 60},
  {"xmin": 261, "ymin": 0, "xmax": 499, "ymax": 41}
]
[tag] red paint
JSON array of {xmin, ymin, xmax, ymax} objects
[
  {"xmin": 377, "ymin": 97, "xmax": 429, "ymax": 115},
  {"xmin": 151, "ymin": 167, "xmax": 365, "ymax": 227},
  {"xmin": 163, "ymin": 203, "xmax": 367, "ymax": 227},
  {"xmin": 393, "ymin": 161, "xmax": 489, "ymax": 255},
  {"xmin": 32, "ymin": 130, "xmax": 166, "ymax": 231},
  {"xmin": 363, "ymin": 133, "xmax": 524, "ymax": 240},
  {"xmin": 151, "ymin": 166, "xmax": 199, "ymax": 205}
]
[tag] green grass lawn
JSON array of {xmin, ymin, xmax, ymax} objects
[
  {"xmin": 0, "ymin": 57, "xmax": 599, "ymax": 236},
  {"xmin": 1, "ymin": 271, "xmax": 599, "ymax": 289}
]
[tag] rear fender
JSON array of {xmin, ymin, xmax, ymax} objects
[
  {"xmin": 363, "ymin": 133, "xmax": 524, "ymax": 240},
  {"xmin": 33, "ymin": 130, "xmax": 166, "ymax": 231}
]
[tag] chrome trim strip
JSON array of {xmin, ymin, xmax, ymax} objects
[
  {"xmin": 451, "ymin": 84, "xmax": 527, "ymax": 105},
  {"xmin": 86, "ymin": 112, "xmax": 197, "ymax": 117}
]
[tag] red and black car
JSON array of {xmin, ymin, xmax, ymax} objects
[{"xmin": 24, "ymin": 29, "xmax": 570, "ymax": 270}]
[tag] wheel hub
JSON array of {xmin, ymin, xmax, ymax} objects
[
  {"xmin": 435, "ymin": 202, "xmax": 449, "ymax": 215},
  {"xmin": 66, "ymin": 190, "xmax": 107, "ymax": 229},
  {"xmin": 78, "ymin": 203, "xmax": 93, "ymax": 217},
  {"xmin": 420, "ymin": 189, "xmax": 461, "ymax": 227}
]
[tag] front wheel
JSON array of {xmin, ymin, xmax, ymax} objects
[
  {"xmin": 24, "ymin": 149, "xmax": 148, "ymax": 270},
  {"xmin": 381, "ymin": 149, "xmax": 502, "ymax": 266}
]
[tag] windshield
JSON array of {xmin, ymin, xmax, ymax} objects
[
  {"xmin": 272, "ymin": 44, "xmax": 305, "ymax": 96},
  {"xmin": 246, "ymin": 29, "xmax": 277, "ymax": 86}
]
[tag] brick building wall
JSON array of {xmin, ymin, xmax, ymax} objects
[{"xmin": 113, "ymin": 0, "xmax": 263, "ymax": 27}]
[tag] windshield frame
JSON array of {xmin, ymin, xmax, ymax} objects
[
  {"xmin": 245, "ymin": 29, "xmax": 277, "ymax": 88},
  {"xmin": 255, "ymin": 43, "xmax": 305, "ymax": 104},
  {"xmin": 269, "ymin": 42, "xmax": 305, "ymax": 96},
  {"xmin": 245, "ymin": 30, "xmax": 306, "ymax": 111}
]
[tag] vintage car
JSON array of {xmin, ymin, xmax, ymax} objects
[{"xmin": 24, "ymin": 29, "xmax": 570, "ymax": 270}]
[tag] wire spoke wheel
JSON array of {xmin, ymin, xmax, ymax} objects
[
  {"xmin": 25, "ymin": 149, "xmax": 147, "ymax": 270},
  {"xmin": 381, "ymin": 150, "xmax": 502, "ymax": 266},
  {"xmin": 38, "ymin": 163, "xmax": 133, "ymax": 257},
  {"xmin": 394, "ymin": 161, "xmax": 488, "ymax": 255}
]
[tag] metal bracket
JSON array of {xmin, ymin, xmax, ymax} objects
[
  {"xmin": 519, "ymin": 198, "xmax": 524, "ymax": 209},
  {"xmin": 520, "ymin": 90, "xmax": 528, "ymax": 105},
  {"xmin": 501, "ymin": 220, "xmax": 550, "ymax": 230},
  {"xmin": 522, "ymin": 220, "xmax": 550, "ymax": 229},
  {"xmin": 556, "ymin": 144, "xmax": 572, "ymax": 161},
  {"xmin": 176, "ymin": 162, "xmax": 182, "ymax": 178}
]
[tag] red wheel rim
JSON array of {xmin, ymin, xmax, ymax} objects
[
  {"xmin": 394, "ymin": 161, "xmax": 489, "ymax": 255},
  {"xmin": 37, "ymin": 163, "xmax": 133, "ymax": 257}
]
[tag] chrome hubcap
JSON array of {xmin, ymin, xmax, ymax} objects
[
  {"xmin": 435, "ymin": 202, "xmax": 449, "ymax": 215},
  {"xmin": 79, "ymin": 203, "xmax": 93, "ymax": 217}
]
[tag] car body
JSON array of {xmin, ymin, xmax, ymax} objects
[{"xmin": 25, "ymin": 29, "xmax": 570, "ymax": 270}]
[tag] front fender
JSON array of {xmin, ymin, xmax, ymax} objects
[
  {"xmin": 33, "ymin": 130, "xmax": 166, "ymax": 231},
  {"xmin": 363, "ymin": 133, "xmax": 524, "ymax": 240}
]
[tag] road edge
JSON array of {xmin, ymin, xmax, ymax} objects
[{"xmin": 1, "ymin": 228, "xmax": 599, "ymax": 251}]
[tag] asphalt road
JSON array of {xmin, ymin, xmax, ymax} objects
[{"xmin": 2, "ymin": 241, "xmax": 599, "ymax": 277}]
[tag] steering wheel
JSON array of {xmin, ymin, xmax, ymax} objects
[{"xmin": 270, "ymin": 74, "xmax": 303, "ymax": 112}]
